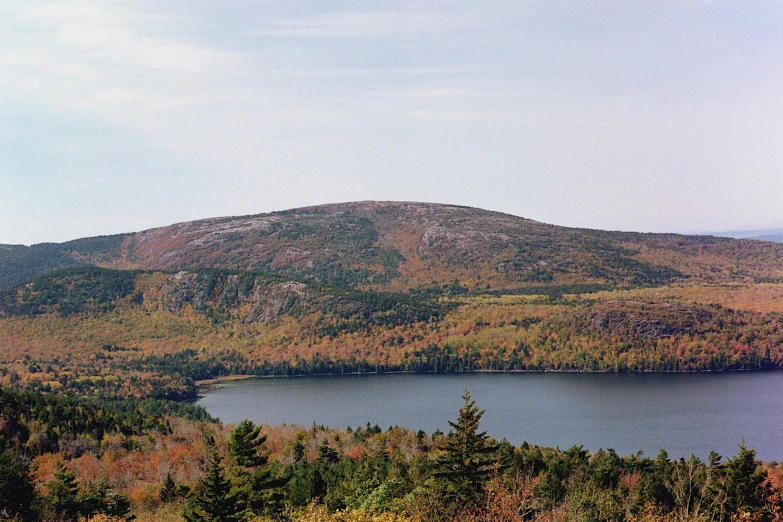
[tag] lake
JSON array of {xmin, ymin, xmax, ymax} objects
[{"xmin": 196, "ymin": 372, "xmax": 783, "ymax": 461}]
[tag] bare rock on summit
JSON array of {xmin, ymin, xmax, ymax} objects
[{"xmin": 5, "ymin": 201, "xmax": 783, "ymax": 292}]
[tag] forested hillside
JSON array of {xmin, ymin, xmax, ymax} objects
[
  {"xmin": 3, "ymin": 266, "xmax": 783, "ymax": 407},
  {"xmin": 3, "ymin": 203, "xmax": 783, "ymax": 403},
  {"xmin": 0, "ymin": 234, "xmax": 130, "ymax": 290}
]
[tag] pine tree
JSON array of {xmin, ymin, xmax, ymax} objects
[
  {"xmin": 434, "ymin": 391, "xmax": 499, "ymax": 504},
  {"xmin": 184, "ymin": 450, "xmax": 245, "ymax": 522}
]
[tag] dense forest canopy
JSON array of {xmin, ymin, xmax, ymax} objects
[{"xmin": 1, "ymin": 385, "xmax": 781, "ymax": 521}]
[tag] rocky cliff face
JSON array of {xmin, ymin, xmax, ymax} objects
[{"xmin": 160, "ymin": 271, "xmax": 310, "ymax": 323}]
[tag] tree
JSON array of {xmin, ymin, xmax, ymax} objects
[
  {"xmin": 316, "ymin": 439, "xmax": 340, "ymax": 466},
  {"xmin": 228, "ymin": 420, "xmax": 287, "ymax": 516},
  {"xmin": 47, "ymin": 462, "xmax": 80, "ymax": 522},
  {"xmin": 666, "ymin": 455, "xmax": 708, "ymax": 521},
  {"xmin": 723, "ymin": 442, "xmax": 767, "ymax": 517},
  {"xmin": 77, "ymin": 480, "xmax": 133, "ymax": 521},
  {"xmin": 229, "ymin": 420, "xmax": 267, "ymax": 469},
  {"xmin": 0, "ymin": 448, "xmax": 37, "ymax": 521},
  {"xmin": 287, "ymin": 462, "xmax": 326, "ymax": 507},
  {"xmin": 184, "ymin": 450, "xmax": 245, "ymax": 522},
  {"xmin": 160, "ymin": 473, "xmax": 190, "ymax": 504},
  {"xmin": 433, "ymin": 391, "xmax": 499, "ymax": 505},
  {"xmin": 160, "ymin": 473, "xmax": 178, "ymax": 504}
]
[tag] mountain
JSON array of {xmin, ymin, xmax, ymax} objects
[
  {"xmin": 4, "ymin": 201, "xmax": 783, "ymax": 293},
  {"xmin": 4, "ymin": 201, "xmax": 783, "ymax": 399}
]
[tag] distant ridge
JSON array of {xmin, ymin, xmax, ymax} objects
[{"xmin": 711, "ymin": 228, "xmax": 783, "ymax": 243}]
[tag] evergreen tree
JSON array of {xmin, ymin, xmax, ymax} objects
[
  {"xmin": 433, "ymin": 391, "xmax": 499, "ymax": 504},
  {"xmin": 0, "ymin": 447, "xmax": 37, "ymax": 521},
  {"xmin": 160, "ymin": 472, "xmax": 190, "ymax": 504},
  {"xmin": 287, "ymin": 462, "xmax": 326, "ymax": 507},
  {"xmin": 292, "ymin": 440, "xmax": 305, "ymax": 463},
  {"xmin": 316, "ymin": 439, "xmax": 340, "ymax": 466},
  {"xmin": 47, "ymin": 462, "xmax": 80, "ymax": 522},
  {"xmin": 160, "ymin": 473, "xmax": 178, "ymax": 504},
  {"xmin": 246, "ymin": 464, "xmax": 288, "ymax": 517},
  {"xmin": 724, "ymin": 442, "xmax": 767, "ymax": 517},
  {"xmin": 229, "ymin": 420, "xmax": 267, "ymax": 469},
  {"xmin": 184, "ymin": 450, "xmax": 245, "ymax": 522},
  {"xmin": 102, "ymin": 489, "xmax": 133, "ymax": 520},
  {"xmin": 228, "ymin": 420, "xmax": 287, "ymax": 516},
  {"xmin": 77, "ymin": 480, "xmax": 134, "ymax": 521}
]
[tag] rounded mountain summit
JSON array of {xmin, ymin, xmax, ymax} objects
[{"xmin": 2, "ymin": 201, "xmax": 783, "ymax": 292}]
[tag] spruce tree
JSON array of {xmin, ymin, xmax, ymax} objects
[
  {"xmin": 0, "ymin": 448, "xmax": 37, "ymax": 521},
  {"xmin": 160, "ymin": 473, "xmax": 178, "ymax": 504},
  {"xmin": 184, "ymin": 450, "xmax": 245, "ymax": 522},
  {"xmin": 434, "ymin": 391, "xmax": 498, "ymax": 504},
  {"xmin": 724, "ymin": 442, "xmax": 767, "ymax": 517},
  {"xmin": 229, "ymin": 420, "xmax": 267, "ymax": 469},
  {"xmin": 316, "ymin": 439, "xmax": 339, "ymax": 466},
  {"xmin": 47, "ymin": 462, "xmax": 80, "ymax": 522},
  {"xmin": 228, "ymin": 420, "xmax": 287, "ymax": 516}
]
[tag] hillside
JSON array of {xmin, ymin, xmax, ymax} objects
[
  {"xmin": 4, "ymin": 264, "xmax": 783, "ymax": 406},
  {"xmin": 5, "ymin": 202, "xmax": 783, "ymax": 293},
  {"xmin": 4, "ymin": 202, "xmax": 783, "ymax": 403},
  {"xmin": 0, "ymin": 233, "xmax": 130, "ymax": 290}
]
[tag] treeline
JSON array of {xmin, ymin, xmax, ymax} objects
[
  {"xmin": 537, "ymin": 301, "xmax": 783, "ymax": 372},
  {"xmin": 478, "ymin": 283, "xmax": 612, "ymax": 299},
  {"xmin": 152, "ymin": 395, "xmax": 783, "ymax": 522},
  {"xmin": 130, "ymin": 346, "xmax": 531, "ymax": 383},
  {"xmin": 126, "ymin": 321, "xmax": 783, "ymax": 393}
]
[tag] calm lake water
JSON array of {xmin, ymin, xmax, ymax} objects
[{"xmin": 196, "ymin": 372, "xmax": 783, "ymax": 461}]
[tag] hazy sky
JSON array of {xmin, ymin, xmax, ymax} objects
[{"xmin": 2, "ymin": 1, "xmax": 782, "ymax": 245}]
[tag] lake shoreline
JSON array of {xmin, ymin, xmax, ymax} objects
[{"xmin": 196, "ymin": 366, "xmax": 778, "ymax": 387}]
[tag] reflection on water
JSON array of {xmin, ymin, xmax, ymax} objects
[{"xmin": 197, "ymin": 372, "xmax": 783, "ymax": 460}]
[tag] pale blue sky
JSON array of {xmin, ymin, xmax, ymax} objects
[{"xmin": 2, "ymin": 1, "xmax": 782, "ymax": 245}]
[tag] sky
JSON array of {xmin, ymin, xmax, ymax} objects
[{"xmin": 1, "ymin": 1, "xmax": 782, "ymax": 245}]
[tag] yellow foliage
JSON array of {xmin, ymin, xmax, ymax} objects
[
  {"xmin": 86, "ymin": 515, "xmax": 126, "ymax": 522},
  {"xmin": 131, "ymin": 502, "xmax": 186, "ymax": 522},
  {"xmin": 295, "ymin": 503, "xmax": 417, "ymax": 522}
]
